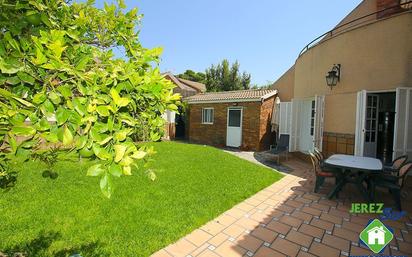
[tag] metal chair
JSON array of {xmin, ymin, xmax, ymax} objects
[
  {"xmin": 370, "ymin": 161, "xmax": 412, "ymax": 211},
  {"xmin": 309, "ymin": 151, "xmax": 336, "ymax": 193},
  {"xmin": 383, "ymin": 155, "xmax": 408, "ymax": 175},
  {"xmin": 270, "ymin": 134, "xmax": 289, "ymax": 164}
]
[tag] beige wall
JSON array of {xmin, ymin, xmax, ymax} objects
[
  {"xmin": 293, "ymin": 11, "xmax": 412, "ymax": 133},
  {"xmin": 272, "ymin": 65, "xmax": 295, "ymax": 101}
]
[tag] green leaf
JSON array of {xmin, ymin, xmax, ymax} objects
[
  {"xmin": 96, "ymin": 106, "xmax": 110, "ymax": 117},
  {"xmin": 100, "ymin": 173, "xmax": 113, "ymax": 198},
  {"xmin": 87, "ymin": 164, "xmax": 104, "ymax": 176},
  {"xmin": 110, "ymin": 88, "xmax": 130, "ymax": 107},
  {"xmin": 7, "ymin": 133, "xmax": 17, "ymax": 154},
  {"xmin": 62, "ymin": 126, "xmax": 73, "ymax": 145},
  {"xmin": 12, "ymin": 126, "xmax": 36, "ymax": 136},
  {"xmin": 98, "ymin": 135, "xmax": 113, "ymax": 145},
  {"xmin": 131, "ymin": 150, "xmax": 146, "ymax": 160},
  {"xmin": 48, "ymin": 92, "xmax": 61, "ymax": 105},
  {"xmin": 32, "ymin": 92, "xmax": 47, "ymax": 104},
  {"xmin": 92, "ymin": 144, "xmax": 112, "ymax": 160},
  {"xmin": 36, "ymin": 118, "xmax": 51, "ymax": 131},
  {"xmin": 57, "ymin": 85, "xmax": 72, "ymax": 99},
  {"xmin": 55, "ymin": 107, "xmax": 69, "ymax": 125},
  {"xmin": 17, "ymin": 71, "xmax": 35, "ymax": 85},
  {"xmin": 109, "ymin": 163, "xmax": 122, "ymax": 177},
  {"xmin": 147, "ymin": 169, "xmax": 156, "ymax": 181},
  {"xmin": 114, "ymin": 144, "xmax": 126, "ymax": 163},
  {"xmin": 123, "ymin": 165, "xmax": 132, "ymax": 176},
  {"xmin": 114, "ymin": 129, "xmax": 129, "ymax": 142}
]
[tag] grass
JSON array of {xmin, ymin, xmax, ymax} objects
[{"xmin": 0, "ymin": 141, "xmax": 282, "ymax": 257}]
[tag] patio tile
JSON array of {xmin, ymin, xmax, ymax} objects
[
  {"xmin": 225, "ymin": 208, "xmax": 247, "ymax": 219},
  {"xmin": 320, "ymin": 212, "xmax": 343, "ymax": 225},
  {"xmin": 214, "ymin": 241, "xmax": 246, "ymax": 257},
  {"xmin": 309, "ymin": 241, "xmax": 340, "ymax": 257},
  {"xmin": 279, "ymin": 215, "xmax": 303, "ymax": 228},
  {"xmin": 254, "ymin": 247, "xmax": 286, "ymax": 257},
  {"xmin": 266, "ymin": 220, "xmax": 291, "ymax": 235},
  {"xmin": 311, "ymin": 218, "xmax": 334, "ymax": 231},
  {"xmin": 236, "ymin": 217, "xmax": 261, "ymax": 230},
  {"xmin": 349, "ymin": 245, "xmax": 372, "ymax": 256},
  {"xmin": 302, "ymin": 193, "xmax": 321, "ymax": 201},
  {"xmin": 398, "ymin": 241, "xmax": 412, "ymax": 254},
  {"xmin": 301, "ymin": 206, "xmax": 322, "ymax": 216},
  {"xmin": 291, "ymin": 210, "xmax": 313, "ymax": 223},
  {"xmin": 297, "ymin": 251, "xmax": 317, "ymax": 257},
  {"xmin": 191, "ymin": 243, "xmax": 210, "ymax": 257},
  {"xmin": 311, "ymin": 202, "xmax": 331, "ymax": 212},
  {"xmin": 223, "ymin": 224, "xmax": 245, "ymax": 238},
  {"xmin": 274, "ymin": 204, "xmax": 295, "ymax": 214},
  {"xmin": 235, "ymin": 233, "xmax": 264, "ymax": 252},
  {"xmin": 251, "ymin": 226, "xmax": 278, "ymax": 243},
  {"xmin": 342, "ymin": 221, "xmax": 364, "ymax": 233},
  {"xmin": 201, "ymin": 221, "xmax": 225, "ymax": 235},
  {"xmin": 186, "ymin": 229, "xmax": 213, "ymax": 247},
  {"xmin": 298, "ymin": 223, "xmax": 324, "ymax": 239},
  {"xmin": 235, "ymin": 202, "xmax": 255, "ymax": 212},
  {"xmin": 208, "ymin": 233, "xmax": 228, "ymax": 247},
  {"xmin": 250, "ymin": 211, "xmax": 273, "ymax": 224},
  {"xmin": 196, "ymin": 249, "xmax": 220, "ymax": 257},
  {"xmin": 166, "ymin": 239, "xmax": 197, "ymax": 257},
  {"xmin": 328, "ymin": 208, "xmax": 351, "ymax": 219},
  {"xmin": 215, "ymin": 214, "xmax": 237, "ymax": 227},
  {"xmin": 286, "ymin": 230, "xmax": 313, "ymax": 248},
  {"xmin": 333, "ymin": 227, "xmax": 359, "ymax": 242},
  {"xmin": 284, "ymin": 199, "xmax": 305, "ymax": 208},
  {"xmin": 322, "ymin": 234, "xmax": 350, "ymax": 252},
  {"xmin": 271, "ymin": 237, "xmax": 300, "ymax": 257}
]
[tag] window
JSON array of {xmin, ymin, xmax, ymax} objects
[
  {"xmin": 202, "ymin": 108, "xmax": 214, "ymax": 124},
  {"xmin": 310, "ymin": 100, "xmax": 315, "ymax": 136},
  {"xmin": 228, "ymin": 109, "xmax": 241, "ymax": 127}
]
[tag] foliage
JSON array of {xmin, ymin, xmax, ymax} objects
[
  {"xmin": 0, "ymin": 0, "xmax": 180, "ymax": 197},
  {"xmin": 251, "ymin": 81, "xmax": 274, "ymax": 90},
  {"xmin": 176, "ymin": 69, "xmax": 205, "ymax": 84},
  {"xmin": 0, "ymin": 141, "xmax": 282, "ymax": 257},
  {"xmin": 205, "ymin": 59, "xmax": 251, "ymax": 92}
]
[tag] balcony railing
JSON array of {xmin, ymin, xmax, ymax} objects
[{"xmin": 298, "ymin": 1, "xmax": 412, "ymax": 57}]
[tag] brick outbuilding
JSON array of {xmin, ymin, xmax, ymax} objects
[{"xmin": 186, "ymin": 89, "xmax": 278, "ymax": 151}]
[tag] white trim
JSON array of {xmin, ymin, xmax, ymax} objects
[
  {"xmin": 201, "ymin": 107, "xmax": 214, "ymax": 124},
  {"xmin": 404, "ymin": 89, "xmax": 410, "ymax": 154}
]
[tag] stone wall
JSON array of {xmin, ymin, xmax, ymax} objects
[{"xmin": 322, "ymin": 132, "xmax": 355, "ymax": 157}]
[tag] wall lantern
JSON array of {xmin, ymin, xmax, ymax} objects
[{"xmin": 325, "ymin": 64, "xmax": 341, "ymax": 90}]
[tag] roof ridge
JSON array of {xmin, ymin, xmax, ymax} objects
[{"xmin": 197, "ymin": 89, "xmax": 275, "ymax": 95}]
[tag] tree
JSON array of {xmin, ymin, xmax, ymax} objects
[
  {"xmin": 177, "ymin": 70, "xmax": 205, "ymax": 83},
  {"xmin": 0, "ymin": 0, "xmax": 180, "ymax": 197},
  {"xmin": 204, "ymin": 59, "xmax": 251, "ymax": 92}
]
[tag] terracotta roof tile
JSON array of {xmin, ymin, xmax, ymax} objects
[{"xmin": 186, "ymin": 89, "xmax": 277, "ymax": 103}]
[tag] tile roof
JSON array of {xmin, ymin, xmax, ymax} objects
[
  {"xmin": 163, "ymin": 72, "xmax": 206, "ymax": 93},
  {"xmin": 186, "ymin": 89, "xmax": 277, "ymax": 103},
  {"xmin": 177, "ymin": 78, "xmax": 206, "ymax": 92}
]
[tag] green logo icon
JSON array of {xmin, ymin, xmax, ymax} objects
[{"xmin": 359, "ymin": 219, "xmax": 393, "ymax": 253}]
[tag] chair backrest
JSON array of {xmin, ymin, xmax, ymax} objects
[
  {"xmin": 314, "ymin": 148, "xmax": 324, "ymax": 161},
  {"xmin": 277, "ymin": 134, "xmax": 290, "ymax": 150},
  {"xmin": 392, "ymin": 155, "xmax": 408, "ymax": 169},
  {"xmin": 398, "ymin": 161, "xmax": 412, "ymax": 188},
  {"xmin": 309, "ymin": 151, "xmax": 320, "ymax": 175}
]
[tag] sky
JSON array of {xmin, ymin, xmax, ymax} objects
[{"xmin": 93, "ymin": 0, "xmax": 362, "ymax": 86}]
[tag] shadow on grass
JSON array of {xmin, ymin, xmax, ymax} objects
[{"xmin": 1, "ymin": 231, "xmax": 107, "ymax": 257}]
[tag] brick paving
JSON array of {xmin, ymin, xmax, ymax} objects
[{"xmin": 152, "ymin": 156, "xmax": 412, "ymax": 257}]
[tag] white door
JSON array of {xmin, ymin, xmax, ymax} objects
[
  {"xmin": 279, "ymin": 102, "xmax": 292, "ymax": 148},
  {"xmin": 290, "ymin": 98, "xmax": 302, "ymax": 152},
  {"xmin": 363, "ymin": 94, "xmax": 379, "ymax": 157},
  {"xmin": 226, "ymin": 108, "xmax": 242, "ymax": 147},
  {"xmin": 393, "ymin": 87, "xmax": 412, "ymax": 158},
  {"xmin": 355, "ymin": 90, "xmax": 367, "ymax": 156},
  {"xmin": 314, "ymin": 95, "xmax": 325, "ymax": 150}
]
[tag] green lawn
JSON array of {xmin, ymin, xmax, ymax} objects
[{"xmin": 0, "ymin": 141, "xmax": 282, "ymax": 257}]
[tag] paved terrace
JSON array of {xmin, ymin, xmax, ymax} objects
[{"xmin": 152, "ymin": 154, "xmax": 412, "ymax": 257}]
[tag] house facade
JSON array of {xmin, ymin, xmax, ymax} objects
[
  {"xmin": 162, "ymin": 73, "xmax": 206, "ymax": 139},
  {"xmin": 272, "ymin": 0, "xmax": 412, "ymax": 163},
  {"xmin": 186, "ymin": 89, "xmax": 277, "ymax": 151}
]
